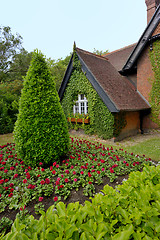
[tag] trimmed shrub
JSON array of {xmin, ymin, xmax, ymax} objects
[{"xmin": 14, "ymin": 50, "xmax": 70, "ymax": 167}]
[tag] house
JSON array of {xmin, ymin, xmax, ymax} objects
[{"xmin": 59, "ymin": 0, "xmax": 160, "ymax": 140}]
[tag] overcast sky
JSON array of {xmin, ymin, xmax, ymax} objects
[{"xmin": 1, "ymin": 0, "xmax": 147, "ymax": 60}]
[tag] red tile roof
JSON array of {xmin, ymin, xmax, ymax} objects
[
  {"xmin": 76, "ymin": 47, "xmax": 150, "ymax": 111},
  {"xmin": 103, "ymin": 44, "xmax": 136, "ymax": 71}
]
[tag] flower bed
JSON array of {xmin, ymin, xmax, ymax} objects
[{"xmin": 0, "ymin": 137, "xmax": 153, "ymax": 235}]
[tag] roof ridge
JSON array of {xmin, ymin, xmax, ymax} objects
[
  {"xmin": 103, "ymin": 43, "xmax": 137, "ymax": 57},
  {"xmin": 76, "ymin": 47, "xmax": 109, "ymax": 61}
]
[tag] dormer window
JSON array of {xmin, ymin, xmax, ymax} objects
[{"xmin": 73, "ymin": 94, "xmax": 88, "ymax": 115}]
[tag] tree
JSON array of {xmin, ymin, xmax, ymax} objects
[
  {"xmin": 47, "ymin": 55, "xmax": 71, "ymax": 91},
  {"xmin": 8, "ymin": 49, "xmax": 32, "ymax": 82},
  {"xmin": 93, "ymin": 48, "xmax": 109, "ymax": 56},
  {"xmin": 14, "ymin": 50, "xmax": 70, "ymax": 167},
  {"xmin": 0, "ymin": 26, "xmax": 23, "ymax": 82}
]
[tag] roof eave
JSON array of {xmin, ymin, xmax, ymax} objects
[{"xmin": 122, "ymin": 4, "xmax": 160, "ymax": 73}]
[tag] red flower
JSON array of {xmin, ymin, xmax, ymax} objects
[
  {"xmin": 41, "ymin": 168, "xmax": 45, "ymax": 172},
  {"xmin": 13, "ymin": 174, "xmax": 18, "ymax": 179},
  {"xmin": 97, "ymin": 171, "xmax": 101, "ymax": 174},
  {"xmin": 100, "ymin": 159, "xmax": 105, "ymax": 163},
  {"xmin": 5, "ymin": 179, "xmax": 9, "ymax": 182},
  {"xmin": 4, "ymin": 169, "xmax": 8, "ymax": 173},
  {"xmin": 8, "ymin": 193, "xmax": 13, "ymax": 198},
  {"xmin": 65, "ymin": 178, "xmax": 69, "ymax": 183},
  {"xmin": 88, "ymin": 181, "xmax": 92, "ymax": 184},
  {"xmin": 45, "ymin": 178, "xmax": 50, "ymax": 184},
  {"xmin": 126, "ymin": 163, "xmax": 129, "ymax": 167},
  {"xmin": 10, "ymin": 166, "xmax": 14, "ymax": 170},
  {"xmin": 97, "ymin": 163, "xmax": 100, "ymax": 166},
  {"xmin": 91, "ymin": 169, "xmax": 95, "ymax": 172},
  {"xmin": 73, "ymin": 171, "xmax": 76, "ymax": 175},
  {"xmin": 101, "ymin": 168, "xmax": 105, "ymax": 171},
  {"xmin": 40, "ymin": 180, "xmax": 45, "ymax": 185},
  {"xmin": 53, "ymin": 162, "xmax": 57, "ymax": 166},
  {"xmin": 39, "ymin": 197, "xmax": 43, "ymax": 202},
  {"xmin": 123, "ymin": 161, "xmax": 126, "ymax": 164},
  {"xmin": 110, "ymin": 168, "xmax": 114, "ymax": 173},
  {"xmin": 50, "ymin": 166, "xmax": 53, "ymax": 171},
  {"xmin": 10, "ymin": 188, "xmax": 14, "ymax": 192},
  {"xmin": 20, "ymin": 205, "xmax": 26, "ymax": 211},
  {"xmin": 39, "ymin": 162, "xmax": 43, "ymax": 166},
  {"xmin": 88, "ymin": 172, "xmax": 92, "ymax": 177},
  {"xmin": 56, "ymin": 181, "xmax": 60, "ymax": 185},
  {"xmin": 52, "ymin": 170, "xmax": 56, "ymax": 175},
  {"xmin": 37, "ymin": 174, "xmax": 41, "ymax": 177},
  {"xmin": 60, "ymin": 185, "xmax": 64, "ymax": 188},
  {"xmin": 9, "ymin": 183, "xmax": 14, "ymax": 187},
  {"xmin": 133, "ymin": 162, "xmax": 136, "ymax": 166},
  {"xmin": 54, "ymin": 196, "xmax": 58, "ymax": 202},
  {"xmin": 56, "ymin": 164, "xmax": 59, "ymax": 168},
  {"xmin": 80, "ymin": 171, "xmax": 84, "ymax": 175},
  {"xmin": 65, "ymin": 170, "xmax": 69, "ymax": 174},
  {"xmin": 136, "ymin": 162, "xmax": 140, "ymax": 165},
  {"xmin": 0, "ymin": 194, "xmax": 1, "ymax": 198},
  {"xmin": 23, "ymin": 179, "xmax": 27, "ymax": 183}
]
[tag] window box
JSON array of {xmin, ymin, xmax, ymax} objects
[{"xmin": 68, "ymin": 118, "xmax": 90, "ymax": 124}]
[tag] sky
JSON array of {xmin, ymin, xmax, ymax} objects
[{"xmin": 1, "ymin": 0, "xmax": 147, "ymax": 60}]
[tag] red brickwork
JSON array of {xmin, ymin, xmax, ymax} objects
[{"xmin": 152, "ymin": 22, "xmax": 160, "ymax": 36}]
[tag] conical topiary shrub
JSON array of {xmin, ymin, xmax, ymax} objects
[{"xmin": 14, "ymin": 50, "xmax": 70, "ymax": 167}]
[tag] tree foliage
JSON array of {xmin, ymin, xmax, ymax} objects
[
  {"xmin": 0, "ymin": 26, "xmax": 23, "ymax": 82},
  {"xmin": 47, "ymin": 55, "xmax": 71, "ymax": 91},
  {"xmin": 14, "ymin": 50, "xmax": 70, "ymax": 167},
  {"xmin": 93, "ymin": 48, "xmax": 109, "ymax": 56}
]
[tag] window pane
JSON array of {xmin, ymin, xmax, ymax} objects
[{"xmin": 81, "ymin": 94, "xmax": 84, "ymax": 100}]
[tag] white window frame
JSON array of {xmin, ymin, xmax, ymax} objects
[{"xmin": 73, "ymin": 94, "xmax": 88, "ymax": 115}]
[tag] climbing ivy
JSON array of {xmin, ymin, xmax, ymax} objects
[
  {"xmin": 149, "ymin": 40, "xmax": 160, "ymax": 127},
  {"xmin": 61, "ymin": 51, "xmax": 114, "ymax": 139}
]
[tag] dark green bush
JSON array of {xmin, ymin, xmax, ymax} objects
[{"xmin": 14, "ymin": 50, "xmax": 70, "ymax": 167}]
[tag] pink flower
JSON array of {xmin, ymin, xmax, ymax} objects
[
  {"xmin": 65, "ymin": 178, "xmax": 69, "ymax": 183},
  {"xmin": 101, "ymin": 168, "xmax": 105, "ymax": 171},
  {"xmin": 56, "ymin": 164, "xmax": 59, "ymax": 168},
  {"xmin": 97, "ymin": 171, "xmax": 101, "ymax": 174},
  {"xmin": 123, "ymin": 161, "xmax": 126, "ymax": 164},
  {"xmin": 56, "ymin": 181, "xmax": 60, "ymax": 185},
  {"xmin": 54, "ymin": 196, "xmax": 58, "ymax": 202},
  {"xmin": 39, "ymin": 197, "xmax": 43, "ymax": 202},
  {"xmin": 74, "ymin": 178, "xmax": 77, "ymax": 182},
  {"xmin": 65, "ymin": 170, "xmax": 69, "ymax": 174},
  {"xmin": 73, "ymin": 171, "xmax": 76, "ymax": 175},
  {"xmin": 57, "ymin": 177, "xmax": 61, "ymax": 181}
]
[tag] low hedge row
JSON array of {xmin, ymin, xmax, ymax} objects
[{"xmin": 1, "ymin": 165, "xmax": 160, "ymax": 240}]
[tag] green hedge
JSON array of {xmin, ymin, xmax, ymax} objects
[
  {"xmin": 61, "ymin": 52, "xmax": 114, "ymax": 139},
  {"xmin": 14, "ymin": 50, "xmax": 70, "ymax": 167},
  {"xmin": 2, "ymin": 165, "xmax": 160, "ymax": 239}
]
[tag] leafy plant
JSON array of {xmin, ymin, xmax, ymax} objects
[
  {"xmin": 14, "ymin": 50, "xmax": 70, "ymax": 167},
  {"xmin": 2, "ymin": 165, "xmax": 160, "ymax": 239}
]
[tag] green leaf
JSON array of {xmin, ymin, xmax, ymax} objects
[
  {"xmin": 112, "ymin": 224, "xmax": 134, "ymax": 240},
  {"xmin": 56, "ymin": 202, "xmax": 66, "ymax": 217}
]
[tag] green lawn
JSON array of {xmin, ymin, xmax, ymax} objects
[{"xmin": 124, "ymin": 138, "xmax": 160, "ymax": 161}]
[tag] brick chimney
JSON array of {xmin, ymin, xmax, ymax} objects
[{"xmin": 145, "ymin": 0, "xmax": 160, "ymax": 23}]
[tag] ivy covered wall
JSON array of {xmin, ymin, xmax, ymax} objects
[
  {"xmin": 61, "ymin": 53, "xmax": 114, "ymax": 139},
  {"xmin": 149, "ymin": 39, "xmax": 160, "ymax": 127}
]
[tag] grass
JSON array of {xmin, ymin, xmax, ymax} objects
[{"xmin": 124, "ymin": 138, "xmax": 160, "ymax": 161}]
